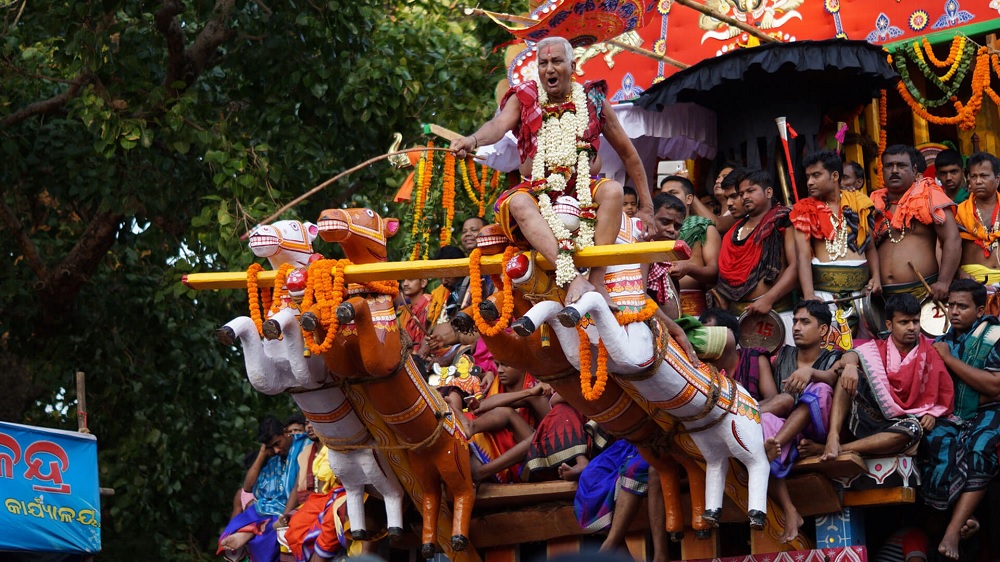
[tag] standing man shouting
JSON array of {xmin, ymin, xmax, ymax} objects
[{"xmin": 452, "ymin": 36, "xmax": 652, "ymax": 306}]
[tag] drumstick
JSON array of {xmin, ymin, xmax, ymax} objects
[
  {"xmin": 907, "ymin": 261, "xmax": 951, "ymax": 330},
  {"xmin": 398, "ymin": 296, "xmax": 431, "ymax": 337},
  {"xmin": 819, "ymin": 295, "xmax": 863, "ymax": 305}
]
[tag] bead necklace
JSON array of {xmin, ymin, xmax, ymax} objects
[
  {"xmin": 826, "ymin": 211, "xmax": 850, "ymax": 260},
  {"xmin": 975, "ymin": 201, "xmax": 1000, "ymax": 255},
  {"xmin": 882, "ymin": 218, "xmax": 906, "ymax": 244}
]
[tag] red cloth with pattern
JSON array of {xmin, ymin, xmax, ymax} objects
[{"xmin": 500, "ymin": 80, "xmax": 608, "ymax": 164}]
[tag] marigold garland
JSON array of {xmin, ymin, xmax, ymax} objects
[
  {"xmin": 615, "ymin": 298, "xmax": 659, "ymax": 325},
  {"xmin": 298, "ymin": 259, "xmax": 400, "ymax": 355},
  {"xmin": 893, "ymin": 40, "xmax": 991, "ymax": 132},
  {"xmin": 469, "ymin": 246, "xmax": 518, "ymax": 336},
  {"xmin": 410, "ymin": 143, "xmax": 435, "ymax": 261},
  {"xmin": 577, "ymin": 326, "xmax": 609, "ymax": 401},
  {"xmin": 268, "ymin": 263, "xmax": 294, "ymax": 315},
  {"xmin": 458, "ymin": 157, "xmax": 480, "ymax": 207},
  {"xmin": 922, "ymin": 36, "xmax": 963, "ymax": 69},
  {"xmin": 440, "ymin": 152, "xmax": 457, "ymax": 247},
  {"xmin": 246, "ymin": 263, "xmax": 269, "ymax": 335}
]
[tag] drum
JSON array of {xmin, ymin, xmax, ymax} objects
[
  {"xmin": 737, "ymin": 310, "xmax": 785, "ymax": 354},
  {"xmin": 860, "ymin": 292, "xmax": 887, "ymax": 338},
  {"xmin": 920, "ymin": 300, "xmax": 949, "ymax": 337}
]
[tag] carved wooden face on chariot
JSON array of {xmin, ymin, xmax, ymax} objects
[
  {"xmin": 315, "ymin": 207, "xmax": 399, "ymax": 264},
  {"xmin": 247, "ymin": 220, "xmax": 318, "ymax": 269}
]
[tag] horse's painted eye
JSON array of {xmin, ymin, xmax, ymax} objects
[
  {"xmin": 290, "ymin": 222, "xmax": 299, "ymax": 231},
  {"xmin": 366, "ymin": 209, "xmax": 374, "ymax": 217}
]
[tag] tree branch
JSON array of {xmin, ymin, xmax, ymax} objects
[
  {"xmin": 183, "ymin": 0, "xmax": 237, "ymax": 82},
  {"xmin": 0, "ymin": 197, "xmax": 48, "ymax": 281},
  {"xmin": 36, "ymin": 210, "xmax": 124, "ymax": 331},
  {"xmin": 155, "ymin": 0, "xmax": 186, "ymax": 92},
  {"xmin": 0, "ymin": 76, "xmax": 88, "ymax": 129}
]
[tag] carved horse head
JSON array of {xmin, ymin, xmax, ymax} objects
[
  {"xmin": 316, "ymin": 208, "xmax": 400, "ymax": 264},
  {"xmin": 248, "ymin": 220, "xmax": 319, "ymax": 269}
]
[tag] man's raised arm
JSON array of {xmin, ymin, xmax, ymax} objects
[
  {"xmin": 452, "ymin": 97, "xmax": 523, "ymax": 159},
  {"xmin": 601, "ymin": 99, "xmax": 652, "ymax": 225}
]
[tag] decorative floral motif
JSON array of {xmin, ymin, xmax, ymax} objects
[
  {"xmin": 909, "ymin": 10, "xmax": 929, "ymax": 30},
  {"xmin": 866, "ymin": 13, "xmax": 904, "ymax": 43}
]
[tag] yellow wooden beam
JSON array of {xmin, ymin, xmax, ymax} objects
[{"xmin": 181, "ymin": 241, "xmax": 691, "ymax": 290}]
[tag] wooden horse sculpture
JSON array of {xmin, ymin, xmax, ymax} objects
[
  {"xmin": 217, "ymin": 219, "xmax": 406, "ymax": 540},
  {"xmin": 507, "ymin": 213, "xmax": 770, "ymax": 529},
  {"xmin": 450, "ymin": 226, "xmax": 710, "ymax": 539},
  {"xmin": 514, "ymin": 290, "xmax": 771, "ymax": 529},
  {"xmin": 298, "ymin": 208, "xmax": 475, "ymax": 559}
]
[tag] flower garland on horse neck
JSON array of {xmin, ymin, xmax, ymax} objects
[{"xmin": 533, "ymin": 79, "xmax": 597, "ymax": 288}]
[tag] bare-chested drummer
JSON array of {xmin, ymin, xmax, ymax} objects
[
  {"xmin": 871, "ymin": 145, "xmax": 960, "ymax": 302},
  {"xmin": 716, "ymin": 169, "xmax": 798, "ymax": 344},
  {"xmin": 955, "ymin": 152, "xmax": 1000, "ymax": 288},
  {"xmin": 451, "ymin": 37, "xmax": 653, "ymax": 306},
  {"xmin": 791, "ymin": 150, "xmax": 880, "ymax": 335}
]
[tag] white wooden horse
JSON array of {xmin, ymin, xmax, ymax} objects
[
  {"xmin": 513, "ymin": 290, "xmax": 771, "ymax": 529},
  {"xmin": 247, "ymin": 220, "xmax": 319, "ymax": 269},
  {"xmin": 218, "ymin": 309, "xmax": 406, "ymax": 539}
]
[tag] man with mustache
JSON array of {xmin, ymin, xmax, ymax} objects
[
  {"xmin": 452, "ymin": 36, "xmax": 652, "ymax": 308},
  {"xmin": 716, "ymin": 169, "xmax": 798, "ymax": 344},
  {"xmin": 935, "ymin": 148, "xmax": 970, "ymax": 203},
  {"xmin": 872, "ymin": 145, "xmax": 961, "ymax": 302}
]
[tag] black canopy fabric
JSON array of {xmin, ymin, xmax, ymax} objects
[
  {"xmin": 636, "ymin": 39, "xmax": 899, "ymax": 114},
  {"xmin": 634, "ymin": 39, "xmax": 899, "ymax": 186}
]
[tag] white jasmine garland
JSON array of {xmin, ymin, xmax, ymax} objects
[{"xmin": 532, "ymin": 79, "xmax": 598, "ymax": 286}]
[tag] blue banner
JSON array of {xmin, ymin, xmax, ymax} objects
[{"xmin": 0, "ymin": 421, "xmax": 101, "ymax": 553}]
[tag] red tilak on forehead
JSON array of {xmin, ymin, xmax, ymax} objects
[{"xmin": 546, "ymin": 45, "xmax": 552, "ymax": 58}]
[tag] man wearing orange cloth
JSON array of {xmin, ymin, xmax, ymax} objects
[
  {"xmin": 955, "ymin": 152, "xmax": 1000, "ymax": 288},
  {"xmin": 871, "ymin": 145, "xmax": 960, "ymax": 302},
  {"xmin": 791, "ymin": 150, "xmax": 880, "ymax": 336}
]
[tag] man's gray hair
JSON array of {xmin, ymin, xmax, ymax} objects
[{"xmin": 536, "ymin": 37, "xmax": 575, "ymax": 63}]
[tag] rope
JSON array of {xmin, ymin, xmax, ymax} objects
[{"xmin": 320, "ymin": 411, "xmax": 450, "ymax": 453}]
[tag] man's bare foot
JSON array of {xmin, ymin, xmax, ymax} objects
[
  {"xmin": 939, "ymin": 529, "xmax": 961, "ymax": 560},
  {"xmin": 220, "ymin": 531, "xmax": 253, "ymax": 551},
  {"xmin": 796, "ymin": 439, "xmax": 825, "ymax": 458},
  {"xmin": 565, "ymin": 274, "xmax": 596, "ymax": 305},
  {"xmin": 960, "ymin": 516, "xmax": 980, "ymax": 539},
  {"xmin": 820, "ymin": 437, "xmax": 842, "ymax": 461},
  {"xmin": 764, "ymin": 438, "xmax": 781, "ymax": 463},
  {"xmin": 558, "ymin": 461, "xmax": 586, "ymax": 481},
  {"xmin": 780, "ymin": 508, "xmax": 804, "ymax": 544}
]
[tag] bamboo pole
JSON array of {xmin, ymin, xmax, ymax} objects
[
  {"xmin": 607, "ymin": 39, "xmax": 689, "ymax": 70},
  {"xmin": 181, "ymin": 240, "xmax": 691, "ymax": 290},
  {"xmin": 671, "ymin": 0, "xmax": 777, "ymax": 44},
  {"xmin": 75, "ymin": 371, "xmax": 89, "ymax": 434}
]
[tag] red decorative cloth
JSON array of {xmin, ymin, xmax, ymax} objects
[
  {"xmin": 647, "ymin": 261, "xmax": 673, "ymax": 306},
  {"xmin": 500, "ymin": 80, "xmax": 608, "ymax": 164},
  {"xmin": 856, "ymin": 336, "xmax": 954, "ymax": 419},
  {"xmin": 717, "ymin": 206, "xmax": 791, "ymax": 301}
]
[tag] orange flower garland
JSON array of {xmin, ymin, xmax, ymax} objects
[
  {"xmin": 410, "ymin": 143, "xmax": 435, "ymax": 261},
  {"xmin": 895, "ymin": 46, "xmax": 991, "ymax": 131},
  {"xmin": 615, "ymin": 298, "xmax": 659, "ymax": 326},
  {"xmin": 298, "ymin": 259, "xmax": 399, "ymax": 355},
  {"xmin": 440, "ymin": 152, "xmax": 457, "ymax": 247},
  {"xmin": 246, "ymin": 263, "xmax": 269, "ymax": 334},
  {"xmin": 470, "ymin": 161, "xmax": 488, "ymax": 217},
  {"xmin": 469, "ymin": 246, "xmax": 518, "ymax": 336},
  {"xmin": 577, "ymin": 326, "xmax": 609, "ymax": 401},
  {"xmin": 458, "ymin": 157, "xmax": 480, "ymax": 207},
  {"xmin": 922, "ymin": 37, "xmax": 963, "ymax": 69},
  {"xmin": 268, "ymin": 263, "xmax": 294, "ymax": 315}
]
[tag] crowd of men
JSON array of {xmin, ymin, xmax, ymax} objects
[{"xmin": 217, "ymin": 35, "xmax": 1000, "ymax": 562}]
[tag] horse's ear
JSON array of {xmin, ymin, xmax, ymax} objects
[
  {"xmin": 385, "ymin": 218, "xmax": 400, "ymax": 238},
  {"xmin": 304, "ymin": 222, "xmax": 319, "ymax": 242}
]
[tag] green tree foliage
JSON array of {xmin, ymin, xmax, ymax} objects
[{"xmin": 0, "ymin": 0, "xmax": 514, "ymax": 557}]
